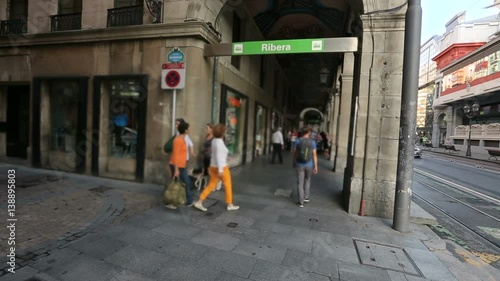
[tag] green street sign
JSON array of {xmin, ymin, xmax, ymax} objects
[{"xmin": 232, "ymin": 38, "xmax": 325, "ymax": 56}]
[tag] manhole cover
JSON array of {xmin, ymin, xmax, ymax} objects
[
  {"xmin": 89, "ymin": 186, "xmax": 114, "ymax": 193},
  {"xmin": 355, "ymin": 240, "xmax": 421, "ymax": 276},
  {"xmin": 274, "ymin": 189, "xmax": 292, "ymax": 197},
  {"xmin": 227, "ymin": 222, "xmax": 238, "ymax": 228}
]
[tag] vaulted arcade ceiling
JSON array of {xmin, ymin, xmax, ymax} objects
[{"xmin": 241, "ymin": 0, "xmax": 361, "ymax": 111}]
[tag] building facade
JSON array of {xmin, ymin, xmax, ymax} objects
[
  {"xmin": 433, "ymin": 36, "xmax": 500, "ymax": 154},
  {"xmin": 0, "ymin": 0, "xmax": 415, "ymax": 219},
  {"xmin": 418, "ymin": 35, "xmax": 440, "ymax": 138},
  {"xmin": 427, "ymin": 12, "xmax": 500, "ymax": 147}
]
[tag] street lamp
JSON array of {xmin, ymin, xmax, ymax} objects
[
  {"xmin": 319, "ymin": 67, "xmax": 330, "ymax": 84},
  {"xmin": 463, "ymin": 102, "xmax": 480, "ymax": 157}
]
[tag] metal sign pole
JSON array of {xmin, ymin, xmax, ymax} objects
[{"xmin": 172, "ymin": 89, "xmax": 177, "ymax": 136}]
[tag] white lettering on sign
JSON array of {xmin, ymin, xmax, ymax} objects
[{"xmin": 261, "ymin": 44, "xmax": 292, "ymax": 52}]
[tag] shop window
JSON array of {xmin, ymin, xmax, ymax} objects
[
  {"xmin": 224, "ymin": 90, "xmax": 244, "ymax": 154},
  {"xmin": 50, "ymin": 81, "xmax": 79, "ymax": 152},
  {"xmin": 108, "ymin": 79, "xmax": 141, "ymax": 158}
]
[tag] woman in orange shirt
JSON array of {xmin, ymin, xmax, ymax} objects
[{"xmin": 166, "ymin": 122, "xmax": 194, "ymax": 209}]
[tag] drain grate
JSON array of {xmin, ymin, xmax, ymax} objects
[
  {"xmin": 354, "ymin": 240, "xmax": 421, "ymax": 276},
  {"xmin": 89, "ymin": 186, "xmax": 114, "ymax": 193},
  {"xmin": 226, "ymin": 222, "xmax": 239, "ymax": 228}
]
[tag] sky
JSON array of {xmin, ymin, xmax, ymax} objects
[{"xmin": 421, "ymin": 0, "xmax": 499, "ymax": 42}]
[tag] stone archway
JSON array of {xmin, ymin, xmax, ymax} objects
[{"xmin": 299, "ymin": 107, "xmax": 324, "ymax": 128}]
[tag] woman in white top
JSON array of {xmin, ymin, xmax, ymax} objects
[{"xmin": 194, "ymin": 123, "xmax": 239, "ymax": 212}]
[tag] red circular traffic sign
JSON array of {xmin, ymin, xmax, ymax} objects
[{"xmin": 165, "ymin": 70, "xmax": 181, "ymax": 87}]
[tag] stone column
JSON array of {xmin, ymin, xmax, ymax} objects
[
  {"xmin": 345, "ymin": 13, "xmax": 406, "ymax": 218},
  {"xmin": 334, "ymin": 53, "xmax": 355, "ymax": 173},
  {"xmin": 431, "ymin": 110, "xmax": 441, "ymax": 147},
  {"xmin": 330, "ymin": 91, "xmax": 341, "ymax": 166},
  {"xmin": 27, "ymin": 0, "xmax": 57, "ymax": 34},
  {"xmin": 446, "ymin": 105, "xmax": 455, "ymax": 141}
]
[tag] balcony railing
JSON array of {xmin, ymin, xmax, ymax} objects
[
  {"xmin": 107, "ymin": 5, "xmax": 143, "ymax": 28},
  {"xmin": 0, "ymin": 18, "xmax": 27, "ymax": 36},
  {"xmin": 51, "ymin": 13, "xmax": 82, "ymax": 32}
]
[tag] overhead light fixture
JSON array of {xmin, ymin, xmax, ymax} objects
[{"xmin": 319, "ymin": 67, "xmax": 329, "ymax": 84}]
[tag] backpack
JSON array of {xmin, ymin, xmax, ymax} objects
[
  {"xmin": 163, "ymin": 135, "xmax": 175, "ymax": 153},
  {"xmin": 296, "ymin": 138, "xmax": 313, "ymax": 163}
]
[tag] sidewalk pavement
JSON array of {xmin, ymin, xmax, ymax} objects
[{"xmin": 0, "ymin": 154, "xmax": 499, "ymax": 281}]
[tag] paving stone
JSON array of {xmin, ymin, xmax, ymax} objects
[
  {"xmin": 387, "ymin": 271, "xmax": 428, "ymax": 281},
  {"xmin": 122, "ymin": 214, "xmax": 167, "ymax": 230},
  {"xmin": 265, "ymin": 233, "xmax": 313, "ymax": 253},
  {"xmin": 105, "ymin": 244, "xmax": 172, "ymax": 277},
  {"xmin": 215, "ymin": 272, "xmax": 250, "ymax": 281},
  {"xmin": 282, "ymin": 249, "xmax": 340, "ymax": 278},
  {"xmin": 197, "ymin": 248, "xmax": 258, "ymax": 278},
  {"xmin": 405, "ymin": 248, "xmax": 458, "ymax": 281},
  {"xmin": 262, "ymin": 206, "xmax": 298, "ymax": 218},
  {"xmin": 34, "ymin": 272, "xmax": 64, "ymax": 281},
  {"xmin": 110, "ymin": 269, "xmax": 158, "ymax": 281},
  {"xmin": 67, "ymin": 233, "xmax": 129, "ymax": 260},
  {"xmin": 0, "ymin": 265, "xmax": 38, "ymax": 281},
  {"xmin": 215, "ymin": 212, "xmax": 256, "ymax": 228},
  {"xmin": 232, "ymin": 240, "xmax": 287, "ymax": 263},
  {"xmin": 311, "ymin": 240, "xmax": 359, "ymax": 263},
  {"xmin": 152, "ymin": 260, "xmax": 220, "ymax": 281},
  {"xmin": 98, "ymin": 224, "xmax": 159, "ymax": 246},
  {"xmin": 308, "ymin": 272, "xmax": 333, "ymax": 281},
  {"xmin": 278, "ymin": 215, "xmax": 313, "ymax": 229},
  {"xmin": 237, "ymin": 208, "xmax": 280, "ymax": 223},
  {"xmin": 312, "ymin": 220, "xmax": 351, "ymax": 236},
  {"xmin": 235, "ymin": 201, "xmax": 268, "ymax": 211},
  {"xmin": 338, "ymin": 260, "xmax": 392, "ymax": 281},
  {"xmin": 151, "ymin": 235, "xmax": 210, "ymax": 262},
  {"xmin": 152, "ymin": 222, "xmax": 202, "ymax": 239},
  {"xmin": 140, "ymin": 207, "xmax": 188, "ymax": 224},
  {"xmin": 251, "ymin": 221, "xmax": 294, "ymax": 234},
  {"xmin": 191, "ymin": 230, "xmax": 240, "ymax": 251},
  {"xmin": 30, "ymin": 247, "xmax": 83, "ymax": 272},
  {"xmin": 48, "ymin": 255, "xmax": 122, "ymax": 281},
  {"xmin": 249, "ymin": 259, "xmax": 310, "ymax": 281}
]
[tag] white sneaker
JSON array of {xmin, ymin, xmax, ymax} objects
[
  {"xmin": 194, "ymin": 201, "xmax": 207, "ymax": 212},
  {"xmin": 216, "ymin": 181, "xmax": 222, "ymax": 191},
  {"xmin": 227, "ymin": 204, "xmax": 240, "ymax": 211},
  {"xmin": 304, "ymin": 199, "xmax": 310, "ymax": 203},
  {"xmin": 165, "ymin": 204, "xmax": 177, "ymax": 210}
]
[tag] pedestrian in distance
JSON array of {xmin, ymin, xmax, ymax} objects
[
  {"xmin": 271, "ymin": 127, "xmax": 284, "ymax": 164},
  {"xmin": 166, "ymin": 122, "xmax": 194, "ymax": 209},
  {"xmin": 194, "ymin": 123, "xmax": 240, "ymax": 212},
  {"xmin": 293, "ymin": 127, "xmax": 318, "ymax": 208}
]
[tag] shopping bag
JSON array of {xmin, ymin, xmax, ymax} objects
[{"xmin": 164, "ymin": 177, "xmax": 186, "ymax": 206}]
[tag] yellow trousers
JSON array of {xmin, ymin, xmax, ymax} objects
[{"xmin": 200, "ymin": 166, "xmax": 232, "ymax": 204}]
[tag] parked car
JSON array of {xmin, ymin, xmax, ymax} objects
[{"xmin": 414, "ymin": 146, "xmax": 422, "ymax": 158}]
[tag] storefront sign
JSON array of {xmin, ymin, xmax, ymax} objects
[{"xmin": 233, "ymin": 39, "xmax": 324, "ymax": 55}]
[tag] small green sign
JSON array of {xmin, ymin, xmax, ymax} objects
[
  {"xmin": 167, "ymin": 47, "xmax": 184, "ymax": 63},
  {"xmin": 232, "ymin": 38, "xmax": 325, "ymax": 56}
]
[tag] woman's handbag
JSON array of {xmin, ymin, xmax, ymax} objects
[{"xmin": 164, "ymin": 177, "xmax": 186, "ymax": 206}]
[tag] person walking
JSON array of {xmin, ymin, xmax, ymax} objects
[
  {"xmin": 293, "ymin": 127, "xmax": 318, "ymax": 208},
  {"xmin": 166, "ymin": 122, "xmax": 194, "ymax": 209},
  {"xmin": 271, "ymin": 127, "xmax": 284, "ymax": 164},
  {"xmin": 194, "ymin": 123, "xmax": 239, "ymax": 212}
]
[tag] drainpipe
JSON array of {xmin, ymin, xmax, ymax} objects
[
  {"xmin": 211, "ymin": 56, "xmax": 218, "ymax": 124},
  {"xmin": 393, "ymin": 0, "xmax": 422, "ymax": 232}
]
